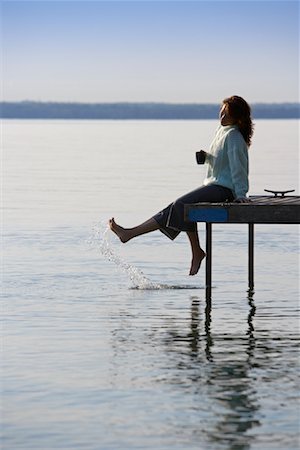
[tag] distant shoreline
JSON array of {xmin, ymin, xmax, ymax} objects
[{"xmin": 1, "ymin": 101, "xmax": 299, "ymax": 119}]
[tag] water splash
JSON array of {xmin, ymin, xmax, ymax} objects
[
  {"xmin": 87, "ymin": 222, "xmax": 165, "ymax": 289},
  {"xmin": 87, "ymin": 221, "xmax": 201, "ymax": 290}
]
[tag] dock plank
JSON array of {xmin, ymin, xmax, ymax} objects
[
  {"xmin": 184, "ymin": 195, "xmax": 299, "ymax": 293},
  {"xmin": 185, "ymin": 195, "xmax": 300, "ymax": 224}
]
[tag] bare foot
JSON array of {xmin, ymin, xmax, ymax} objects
[
  {"xmin": 189, "ymin": 249, "xmax": 206, "ymax": 276},
  {"xmin": 109, "ymin": 218, "xmax": 132, "ymax": 243}
]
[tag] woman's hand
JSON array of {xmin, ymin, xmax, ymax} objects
[{"xmin": 234, "ymin": 197, "xmax": 252, "ymax": 203}]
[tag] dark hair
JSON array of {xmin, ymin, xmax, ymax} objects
[{"xmin": 223, "ymin": 95, "xmax": 254, "ymax": 146}]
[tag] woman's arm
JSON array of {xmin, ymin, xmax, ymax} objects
[{"xmin": 227, "ymin": 130, "xmax": 249, "ymax": 200}]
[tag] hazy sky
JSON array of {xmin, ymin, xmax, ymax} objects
[{"xmin": 2, "ymin": 0, "xmax": 299, "ymax": 103}]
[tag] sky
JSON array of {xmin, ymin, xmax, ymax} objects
[{"xmin": 1, "ymin": 0, "xmax": 299, "ymax": 103}]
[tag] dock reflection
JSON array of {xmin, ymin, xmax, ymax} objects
[
  {"xmin": 163, "ymin": 290, "xmax": 260, "ymax": 449},
  {"xmin": 188, "ymin": 289, "xmax": 256, "ymax": 360},
  {"xmin": 203, "ymin": 291, "xmax": 259, "ymax": 449},
  {"xmin": 109, "ymin": 289, "xmax": 261, "ymax": 450}
]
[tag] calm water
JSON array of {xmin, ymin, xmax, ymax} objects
[{"xmin": 2, "ymin": 120, "xmax": 299, "ymax": 449}]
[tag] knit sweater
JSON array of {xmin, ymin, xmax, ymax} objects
[{"xmin": 203, "ymin": 125, "xmax": 249, "ymax": 199}]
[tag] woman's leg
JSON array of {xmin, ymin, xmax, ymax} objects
[
  {"xmin": 109, "ymin": 216, "xmax": 205, "ymax": 275},
  {"xmin": 109, "ymin": 217, "xmax": 159, "ymax": 243},
  {"xmin": 187, "ymin": 230, "xmax": 206, "ymax": 276},
  {"xmin": 154, "ymin": 185, "xmax": 232, "ymax": 275},
  {"xmin": 110, "ymin": 185, "xmax": 232, "ymax": 275}
]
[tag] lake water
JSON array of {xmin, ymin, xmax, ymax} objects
[{"xmin": 2, "ymin": 119, "xmax": 299, "ymax": 449}]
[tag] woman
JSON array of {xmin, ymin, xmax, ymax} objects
[{"xmin": 109, "ymin": 95, "xmax": 254, "ymax": 276}]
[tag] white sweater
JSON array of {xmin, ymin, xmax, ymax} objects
[{"xmin": 203, "ymin": 125, "xmax": 249, "ymax": 199}]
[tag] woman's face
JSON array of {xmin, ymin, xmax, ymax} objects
[{"xmin": 219, "ymin": 104, "xmax": 236, "ymax": 126}]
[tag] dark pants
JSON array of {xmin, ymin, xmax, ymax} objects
[{"xmin": 153, "ymin": 184, "xmax": 234, "ymax": 240}]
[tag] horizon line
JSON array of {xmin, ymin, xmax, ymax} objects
[{"xmin": 2, "ymin": 100, "xmax": 299, "ymax": 105}]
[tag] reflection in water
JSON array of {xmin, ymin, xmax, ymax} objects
[
  {"xmin": 204, "ymin": 296, "xmax": 213, "ymax": 362},
  {"xmin": 109, "ymin": 291, "xmax": 261, "ymax": 449},
  {"xmin": 246, "ymin": 289, "xmax": 256, "ymax": 364},
  {"xmin": 161, "ymin": 290, "xmax": 260, "ymax": 450},
  {"xmin": 189, "ymin": 296, "xmax": 214, "ymax": 361},
  {"xmin": 203, "ymin": 291, "xmax": 260, "ymax": 450}
]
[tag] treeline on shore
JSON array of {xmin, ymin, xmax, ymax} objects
[{"xmin": 1, "ymin": 101, "xmax": 299, "ymax": 119}]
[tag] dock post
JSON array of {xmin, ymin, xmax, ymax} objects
[
  {"xmin": 248, "ymin": 223, "xmax": 254, "ymax": 290},
  {"xmin": 206, "ymin": 222, "xmax": 212, "ymax": 298}
]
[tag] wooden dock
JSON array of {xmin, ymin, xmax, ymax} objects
[{"xmin": 185, "ymin": 194, "xmax": 300, "ymax": 297}]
